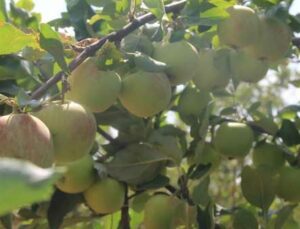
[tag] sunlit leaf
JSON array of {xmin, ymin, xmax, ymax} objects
[
  {"xmin": 0, "ymin": 22, "xmax": 39, "ymax": 55},
  {"xmin": 39, "ymin": 23, "xmax": 68, "ymax": 72}
]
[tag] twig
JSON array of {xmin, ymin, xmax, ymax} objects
[
  {"xmin": 292, "ymin": 37, "xmax": 300, "ymax": 48},
  {"xmin": 30, "ymin": 0, "xmax": 187, "ymax": 100},
  {"xmin": 119, "ymin": 185, "xmax": 130, "ymax": 229}
]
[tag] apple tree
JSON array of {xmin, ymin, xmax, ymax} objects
[{"xmin": 0, "ymin": 0, "xmax": 300, "ymax": 228}]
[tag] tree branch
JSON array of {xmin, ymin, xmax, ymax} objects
[{"xmin": 30, "ymin": 0, "xmax": 187, "ymax": 100}]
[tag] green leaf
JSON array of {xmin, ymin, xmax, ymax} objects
[
  {"xmin": 278, "ymin": 119, "xmax": 300, "ymax": 146},
  {"xmin": 39, "ymin": 23, "xmax": 68, "ymax": 72},
  {"xmin": 143, "ymin": 0, "xmax": 166, "ymax": 21},
  {"xmin": 0, "ymin": 22, "xmax": 39, "ymax": 55},
  {"xmin": 241, "ymin": 166, "xmax": 276, "ymax": 210},
  {"xmin": 0, "ymin": 158, "xmax": 60, "ymax": 216},
  {"xmin": 106, "ymin": 143, "xmax": 169, "ymax": 185},
  {"xmin": 127, "ymin": 52, "xmax": 167, "ymax": 73},
  {"xmin": 279, "ymin": 105, "xmax": 300, "ymax": 120},
  {"xmin": 0, "ymin": 0, "xmax": 7, "ymax": 21},
  {"xmin": 121, "ymin": 34, "xmax": 154, "ymax": 56},
  {"xmin": 16, "ymin": 0, "xmax": 34, "ymax": 11},
  {"xmin": 190, "ymin": 177, "xmax": 211, "ymax": 207}
]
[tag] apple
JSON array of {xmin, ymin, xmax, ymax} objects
[
  {"xmin": 55, "ymin": 154, "xmax": 96, "ymax": 193},
  {"xmin": 65, "ymin": 57, "xmax": 122, "ymax": 113},
  {"xmin": 144, "ymin": 194, "xmax": 197, "ymax": 229},
  {"xmin": 177, "ymin": 85, "xmax": 212, "ymax": 123},
  {"xmin": 193, "ymin": 49, "xmax": 230, "ymax": 91},
  {"xmin": 0, "ymin": 113, "xmax": 54, "ymax": 168},
  {"xmin": 217, "ymin": 5, "xmax": 260, "ymax": 48},
  {"xmin": 276, "ymin": 166, "xmax": 300, "ymax": 203},
  {"xmin": 230, "ymin": 50, "xmax": 269, "ymax": 83},
  {"xmin": 33, "ymin": 101, "xmax": 96, "ymax": 163},
  {"xmin": 252, "ymin": 143, "xmax": 285, "ymax": 172},
  {"xmin": 245, "ymin": 17, "xmax": 292, "ymax": 61},
  {"xmin": 119, "ymin": 71, "xmax": 171, "ymax": 117},
  {"xmin": 232, "ymin": 208, "xmax": 258, "ymax": 229},
  {"xmin": 84, "ymin": 177, "xmax": 125, "ymax": 214},
  {"xmin": 153, "ymin": 41, "xmax": 199, "ymax": 85},
  {"xmin": 214, "ymin": 122, "xmax": 254, "ymax": 158}
]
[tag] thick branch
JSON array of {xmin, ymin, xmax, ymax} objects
[{"xmin": 31, "ymin": 0, "xmax": 187, "ymax": 99}]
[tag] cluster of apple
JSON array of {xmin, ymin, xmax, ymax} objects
[{"xmin": 0, "ymin": 100, "xmax": 126, "ymax": 214}]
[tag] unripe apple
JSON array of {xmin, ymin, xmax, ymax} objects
[
  {"xmin": 193, "ymin": 49, "xmax": 230, "ymax": 91},
  {"xmin": 84, "ymin": 177, "xmax": 125, "ymax": 214},
  {"xmin": 144, "ymin": 194, "xmax": 197, "ymax": 229},
  {"xmin": 252, "ymin": 143, "xmax": 285, "ymax": 172},
  {"xmin": 153, "ymin": 41, "xmax": 199, "ymax": 85},
  {"xmin": 276, "ymin": 166, "xmax": 300, "ymax": 202},
  {"xmin": 245, "ymin": 17, "xmax": 292, "ymax": 61},
  {"xmin": 214, "ymin": 122, "xmax": 254, "ymax": 158},
  {"xmin": 55, "ymin": 154, "xmax": 96, "ymax": 193},
  {"xmin": 33, "ymin": 101, "xmax": 96, "ymax": 163},
  {"xmin": 177, "ymin": 86, "xmax": 212, "ymax": 123},
  {"xmin": 230, "ymin": 50, "xmax": 269, "ymax": 83},
  {"xmin": 0, "ymin": 113, "xmax": 54, "ymax": 168},
  {"xmin": 232, "ymin": 209, "xmax": 258, "ymax": 229},
  {"xmin": 65, "ymin": 57, "xmax": 122, "ymax": 113},
  {"xmin": 119, "ymin": 71, "xmax": 171, "ymax": 117},
  {"xmin": 217, "ymin": 5, "xmax": 260, "ymax": 48}
]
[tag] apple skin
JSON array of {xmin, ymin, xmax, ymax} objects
[
  {"xmin": 153, "ymin": 41, "xmax": 199, "ymax": 85},
  {"xmin": 84, "ymin": 177, "xmax": 125, "ymax": 214},
  {"xmin": 65, "ymin": 57, "xmax": 122, "ymax": 113},
  {"xmin": 217, "ymin": 5, "xmax": 260, "ymax": 48},
  {"xmin": 232, "ymin": 209, "xmax": 258, "ymax": 229},
  {"xmin": 245, "ymin": 17, "xmax": 292, "ymax": 61},
  {"xmin": 119, "ymin": 71, "xmax": 171, "ymax": 117},
  {"xmin": 55, "ymin": 154, "xmax": 96, "ymax": 193},
  {"xmin": 276, "ymin": 166, "xmax": 300, "ymax": 203},
  {"xmin": 214, "ymin": 122, "xmax": 254, "ymax": 158},
  {"xmin": 33, "ymin": 101, "xmax": 97, "ymax": 163},
  {"xmin": 0, "ymin": 113, "xmax": 54, "ymax": 168},
  {"xmin": 230, "ymin": 50, "xmax": 269, "ymax": 83},
  {"xmin": 193, "ymin": 49, "xmax": 230, "ymax": 91}
]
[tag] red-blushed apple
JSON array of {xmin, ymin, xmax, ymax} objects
[{"xmin": 0, "ymin": 113, "xmax": 54, "ymax": 168}]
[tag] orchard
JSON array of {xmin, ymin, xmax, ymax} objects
[{"xmin": 1, "ymin": 0, "xmax": 300, "ymax": 228}]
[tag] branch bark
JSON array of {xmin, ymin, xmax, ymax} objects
[{"xmin": 31, "ymin": 0, "xmax": 187, "ymax": 100}]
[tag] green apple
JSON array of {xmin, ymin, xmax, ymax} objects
[
  {"xmin": 230, "ymin": 50, "xmax": 269, "ymax": 83},
  {"xmin": 33, "ymin": 101, "xmax": 96, "ymax": 163},
  {"xmin": 218, "ymin": 5, "xmax": 260, "ymax": 48},
  {"xmin": 0, "ymin": 113, "xmax": 54, "ymax": 168},
  {"xmin": 55, "ymin": 154, "xmax": 96, "ymax": 193},
  {"xmin": 252, "ymin": 143, "xmax": 285, "ymax": 172},
  {"xmin": 177, "ymin": 86, "xmax": 212, "ymax": 123},
  {"xmin": 276, "ymin": 166, "xmax": 300, "ymax": 203},
  {"xmin": 214, "ymin": 122, "xmax": 254, "ymax": 158},
  {"xmin": 65, "ymin": 57, "xmax": 122, "ymax": 113},
  {"xmin": 232, "ymin": 208, "xmax": 258, "ymax": 229},
  {"xmin": 153, "ymin": 41, "xmax": 199, "ymax": 85},
  {"xmin": 193, "ymin": 49, "xmax": 230, "ymax": 91},
  {"xmin": 245, "ymin": 17, "xmax": 292, "ymax": 61},
  {"xmin": 84, "ymin": 177, "xmax": 125, "ymax": 214},
  {"xmin": 119, "ymin": 71, "xmax": 171, "ymax": 117}
]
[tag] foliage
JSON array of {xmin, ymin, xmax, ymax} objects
[{"xmin": 0, "ymin": 0, "xmax": 300, "ymax": 228}]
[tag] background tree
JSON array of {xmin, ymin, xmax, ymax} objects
[{"xmin": 0, "ymin": 0, "xmax": 300, "ymax": 228}]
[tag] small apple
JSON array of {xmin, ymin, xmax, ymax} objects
[{"xmin": 214, "ymin": 122, "xmax": 254, "ymax": 158}]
